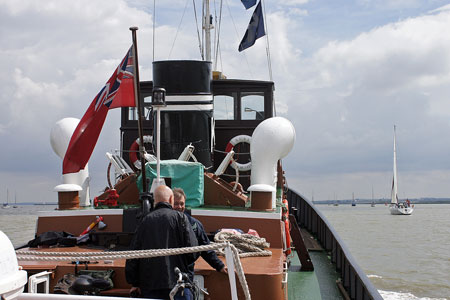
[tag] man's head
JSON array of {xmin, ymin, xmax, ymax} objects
[
  {"xmin": 172, "ymin": 188, "xmax": 186, "ymax": 212},
  {"xmin": 154, "ymin": 185, "xmax": 174, "ymax": 206}
]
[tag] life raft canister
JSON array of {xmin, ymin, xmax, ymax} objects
[
  {"xmin": 129, "ymin": 135, "xmax": 153, "ymax": 170},
  {"xmin": 225, "ymin": 135, "xmax": 252, "ymax": 172}
]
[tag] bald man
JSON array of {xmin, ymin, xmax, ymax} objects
[{"xmin": 125, "ymin": 185, "xmax": 198, "ymax": 299}]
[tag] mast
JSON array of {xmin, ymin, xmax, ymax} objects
[
  {"xmin": 129, "ymin": 27, "xmax": 147, "ymax": 194},
  {"xmin": 372, "ymin": 186, "xmax": 374, "ymax": 201},
  {"xmin": 391, "ymin": 125, "xmax": 398, "ymax": 204},
  {"xmin": 203, "ymin": 0, "xmax": 212, "ymax": 62}
]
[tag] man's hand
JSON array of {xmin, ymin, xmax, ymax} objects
[
  {"xmin": 220, "ymin": 266, "xmax": 228, "ymax": 274},
  {"xmin": 130, "ymin": 286, "xmax": 141, "ymax": 297}
]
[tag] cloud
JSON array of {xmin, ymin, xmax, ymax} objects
[
  {"xmin": 1, "ymin": 0, "xmax": 450, "ymax": 203},
  {"xmin": 281, "ymin": 5, "xmax": 450, "ymax": 199},
  {"xmin": 0, "ymin": 0, "xmax": 155, "ymax": 201},
  {"xmin": 282, "ymin": 0, "xmax": 310, "ymax": 5}
]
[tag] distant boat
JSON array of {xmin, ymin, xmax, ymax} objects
[
  {"xmin": 371, "ymin": 187, "xmax": 375, "ymax": 207},
  {"xmin": 351, "ymin": 192, "xmax": 356, "ymax": 206},
  {"xmin": 2, "ymin": 189, "xmax": 11, "ymax": 209},
  {"xmin": 13, "ymin": 192, "xmax": 18, "ymax": 208},
  {"xmin": 389, "ymin": 125, "xmax": 413, "ymax": 215}
]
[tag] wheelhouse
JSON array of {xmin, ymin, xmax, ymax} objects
[{"xmin": 120, "ymin": 78, "xmax": 274, "ymax": 188}]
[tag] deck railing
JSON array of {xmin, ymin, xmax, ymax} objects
[{"xmin": 286, "ymin": 188, "xmax": 383, "ymax": 300}]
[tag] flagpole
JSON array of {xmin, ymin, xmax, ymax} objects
[{"xmin": 130, "ymin": 27, "xmax": 147, "ymax": 194}]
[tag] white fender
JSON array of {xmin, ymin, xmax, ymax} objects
[
  {"xmin": 248, "ymin": 117, "xmax": 295, "ymax": 208},
  {"xmin": 50, "ymin": 118, "xmax": 90, "ymax": 206}
]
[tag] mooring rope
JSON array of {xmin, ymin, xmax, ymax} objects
[
  {"xmin": 214, "ymin": 232, "xmax": 272, "ymax": 258},
  {"xmin": 16, "ymin": 242, "xmax": 251, "ymax": 300}
]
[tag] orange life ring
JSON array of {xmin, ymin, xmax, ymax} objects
[
  {"xmin": 282, "ymin": 198, "xmax": 291, "ymax": 255},
  {"xmin": 225, "ymin": 135, "xmax": 252, "ymax": 171},
  {"xmin": 129, "ymin": 135, "xmax": 153, "ymax": 170}
]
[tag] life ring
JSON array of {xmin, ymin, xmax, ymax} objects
[
  {"xmin": 225, "ymin": 135, "xmax": 252, "ymax": 172},
  {"xmin": 129, "ymin": 135, "xmax": 153, "ymax": 170},
  {"xmin": 282, "ymin": 198, "xmax": 291, "ymax": 255}
]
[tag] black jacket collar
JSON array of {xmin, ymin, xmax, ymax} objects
[{"xmin": 154, "ymin": 202, "xmax": 173, "ymax": 210}]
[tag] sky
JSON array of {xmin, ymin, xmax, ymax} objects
[{"xmin": 1, "ymin": 0, "xmax": 450, "ymax": 203}]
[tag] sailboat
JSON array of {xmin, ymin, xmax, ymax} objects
[
  {"xmin": 2, "ymin": 188, "xmax": 10, "ymax": 209},
  {"xmin": 389, "ymin": 125, "xmax": 413, "ymax": 215},
  {"xmin": 13, "ymin": 191, "xmax": 18, "ymax": 208},
  {"xmin": 371, "ymin": 186, "xmax": 375, "ymax": 207}
]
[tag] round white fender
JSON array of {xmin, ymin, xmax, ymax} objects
[{"xmin": 225, "ymin": 135, "xmax": 252, "ymax": 172}]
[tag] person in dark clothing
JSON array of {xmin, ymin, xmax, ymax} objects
[
  {"xmin": 173, "ymin": 188, "xmax": 226, "ymax": 281},
  {"xmin": 125, "ymin": 185, "xmax": 198, "ymax": 299}
]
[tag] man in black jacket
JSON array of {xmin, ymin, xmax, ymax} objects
[
  {"xmin": 125, "ymin": 185, "xmax": 198, "ymax": 299},
  {"xmin": 173, "ymin": 188, "xmax": 226, "ymax": 280}
]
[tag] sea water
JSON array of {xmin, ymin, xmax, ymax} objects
[
  {"xmin": 1, "ymin": 204, "xmax": 449, "ymax": 299},
  {"xmin": 0, "ymin": 204, "xmax": 57, "ymax": 248},
  {"xmin": 319, "ymin": 204, "xmax": 450, "ymax": 300}
]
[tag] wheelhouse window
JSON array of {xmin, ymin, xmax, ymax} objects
[
  {"xmin": 127, "ymin": 96, "xmax": 153, "ymax": 121},
  {"xmin": 241, "ymin": 92, "xmax": 264, "ymax": 120},
  {"xmin": 128, "ymin": 107, "xmax": 138, "ymax": 121},
  {"xmin": 214, "ymin": 94, "xmax": 236, "ymax": 120}
]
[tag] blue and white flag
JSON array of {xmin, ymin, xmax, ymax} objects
[
  {"xmin": 241, "ymin": 0, "xmax": 256, "ymax": 9},
  {"xmin": 238, "ymin": 1, "xmax": 265, "ymax": 52}
]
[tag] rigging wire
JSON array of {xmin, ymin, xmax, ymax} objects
[
  {"xmin": 192, "ymin": 0, "xmax": 204, "ymax": 60},
  {"xmin": 225, "ymin": 0, "xmax": 254, "ymax": 79},
  {"xmin": 202, "ymin": 1, "xmax": 205, "ymax": 58},
  {"xmin": 152, "ymin": 0, "xmax": 156, "ymax": 62},
  {"xmin": 169, "ymin": 0, "xmax": 190, "ymax": 59},
  {"xmin": 261, "ymin": 0, "xmax": 276, "ymax": 116},
  {"xmin": 214, "ymin": 0, "xmax": 224, "ymax": 71},
  {"xmin": 261, "ymin": 0, "xmax": 273, "ymax": 82},
  {"xmin": 213, "ymin": 0, "xmax": 217, "ymax": 64},
  {"xmin": 211, "ymin": 0, "xmax": 218, "ymax": 70}
]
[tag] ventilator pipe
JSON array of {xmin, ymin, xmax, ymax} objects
[
  {"xmin": 50, "ymin": 118, "xmax": 90, "ymax": 206},
  {"xmin": 248, "ymin": 117, "xmax": 295, "ymax": 209}
]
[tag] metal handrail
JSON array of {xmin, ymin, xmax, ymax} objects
[{"xmin": 287, "ymin": 188, "xmax": 383, "ymax": 300}]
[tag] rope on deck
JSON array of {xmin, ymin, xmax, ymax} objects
[
  {"xmin": 16, "ymin": 242, "xmax": 251, "ymax": 300},
  {"xmin": 214, "ymin": 232, "xmax": 272, "ymax": 257}
]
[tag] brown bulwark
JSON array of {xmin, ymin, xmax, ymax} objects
[
  {"xmin": 25, "ymin": 208, "xmax": 288, "ymax": 299},
  {"xmin": 36, "ymin": 213, "xmax": 123, "ymax": 236}
]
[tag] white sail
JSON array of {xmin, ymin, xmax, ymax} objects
[
  {"xmin": 391, "ymin": 125, "xmax": 398, "ymax": 204},
  {"xmin": 389, "ymin": 125, "xmax": 413, "ymax": 215}
]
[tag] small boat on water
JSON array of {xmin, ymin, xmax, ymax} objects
[
  {"xmin": 2, "ymin": 189, "xmax": 11, "ymax": 209},
  {"xmin": 389, "ymin": 125, "xmax": 413, "ymax": 215},
  {"xmin": 0, "ymin": 2, "xmax": 382, "ymax": 300},
  {"xmin": 13, "ymin": 192, "xmax": 18, "ymax": 208}
]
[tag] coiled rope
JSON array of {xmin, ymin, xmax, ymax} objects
[
  {"xmin": 214, "ymin": 232, "xmax": 272, "ymax": 258},
  {"xmin": 16, "ymin": 242, "xmax": 251, "ymax": 300}
]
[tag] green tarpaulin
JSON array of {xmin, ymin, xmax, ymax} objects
[{"xmin": 137, "ymin": 160, "xmax": 204, "ymax": 207}]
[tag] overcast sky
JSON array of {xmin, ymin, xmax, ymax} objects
[{"xmin": 1, "ymin": 0, "xmax": 450, "ymax": 203}]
